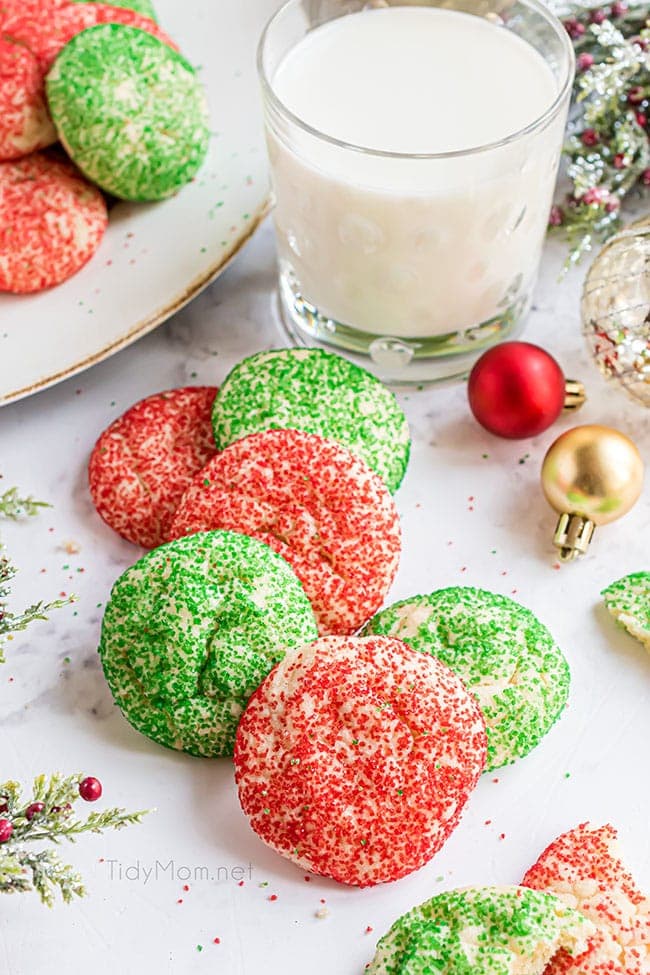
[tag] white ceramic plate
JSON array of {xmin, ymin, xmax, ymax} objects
[{"xmin": 0, "ymin": 0, "xmax": 275, "ymax": 405}]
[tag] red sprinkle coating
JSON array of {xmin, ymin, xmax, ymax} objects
[
  {"xmin": 169, "ymin": 429, "xmax": 401, "ymax": 636},
  {"xmin": 523, "ymin": 823, "xmax": 650, "ymax": 974},
  {"xmin": 3, "ymin": 2, "xmax": 178, "ymax": 72},
  {"xmin": 0, "ymin": 0, "xmax": 65, "ymax": 32},
  {"xmin": 234, "ymin": 635, "xmax": 487, "ymax": 887},
  {"xmin": 88, "ymin": 386, "xmax": 218, "ymax": 548},
  {"xmin": 0, "ymin": 152, "xmax": 107, "ymax": 293},
  {"xmin": 0, "ymin": 37, "xmax": 55, "ymax": 160}
]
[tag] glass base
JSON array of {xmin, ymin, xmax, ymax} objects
[{"xmin": 278, "ymin": 271, "xmax": 527, "ymax": 386}]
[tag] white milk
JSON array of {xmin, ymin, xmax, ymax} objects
[{"xmin": 266, "ymin": 6, "xmax": 569, "ymax": 341}]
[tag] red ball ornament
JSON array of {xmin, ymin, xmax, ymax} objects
[
  {"xmin": 468, "ymin": 342, "xmax": 569, "ymax": 439},
  {"xmin": 0, "ymin": 819, "xmax": 13, "ymax": 843},
  {"xmin": 79, "ymin": 777, "xmax": 102, "ymax": 802}
]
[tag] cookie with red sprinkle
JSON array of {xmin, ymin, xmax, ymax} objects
[
  {"xmin": 234, "ymin": 634, "xmax": 487, "ymax": 887},
  {"xmin": 71, "ymin": 0, "xmax": 158, "ymax": 19},
  {"xmin": 0, "ymin": 37, "xmax": 56, "ymax": 160},
  {"xmin": 0, "ymin": 152, "xmax": 107, "ymax": 293},
  {"xmin": 88, "ymin": 386, "xmax": 218, "ymax": 549},
  {"xmin": 523, "ymin": 822, "xmax": 650, "ymax": 975},
  {"xmin": 169, "ymin": 429, "xmax": 401, "ymax": 635},
  {"xmin": 0, "ymin": 0, "xmax": 66, "ymax": 30},
  {"xmin": 3, "ymin": 1, "xmax": 177, "ymax": 72}
]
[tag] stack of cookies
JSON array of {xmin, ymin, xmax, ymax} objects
[
  {"xmin": 89, "ymin": 347, "xmax": 572, "ymax": 889},
  {"xmin": 0, "ymin": 0, "xmax": 209, "ymax": 292}
]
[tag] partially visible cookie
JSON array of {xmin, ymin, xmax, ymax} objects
[
  {"xmin": 46, "ymin": 24, "xmax": 209, "ymax": 201},
  {"xmin": 212, "ymin": 348, "xmax": 411, "ymax": 493},
  {"xmin": 71, "ymin": 0, "xmax": 158, "ymax": 21},
  {"xmin": 602, "ymin": 572, "xmax": 650, "ymax": 652},
  {"xmin": 0, "ymin": 152, "xmax": 107, "ymax": 293},
  {"xmin": 234, "ymin": 635, "xmax": 487, "ymax": 886},
  {"xmin": 367, "ymin": 886, "xmax": 594, "ymax": 975},
  {"xmin": 0, "ymin": 38, "xmax": 56, "ymax": 160},
  {"xmin": 363, "ymin": 587, "xmax": 570, "ymax": 771},
  {"xmin": 169, "ymin": 429, "xmax": 401, "ymax": 635},
  {"xmin": 98, "ymin": 530, "xmax": 319, "ymax": 758},
  {"xmin": 523, "ymin": 822, "xmax": 650, "ymax": 975},
  {"xmin": 89, "ymin": 386, "xmax": 218, "ymax": 549},
  {"xmin": 4, "ymin": 2, "xmax": 176, "ymax": 72}
]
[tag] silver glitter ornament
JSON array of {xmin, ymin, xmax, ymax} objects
[{"xmin": 582, "ymin": 214, "xmax": 650, "ymax": 407}]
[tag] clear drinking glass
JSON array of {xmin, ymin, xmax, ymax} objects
[{"xmin": 258, "ymin": 0, "xmax": 574, "ymax": 384}]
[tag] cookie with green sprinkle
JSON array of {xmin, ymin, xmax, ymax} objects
[
  {"xmin": 46, "ymin": 24, "xmax": 209, "ymax": 201},
  {"xmin": 98, "ymin": 530, "xmax": 318, "ymax": 757},
  {"xmin": 367, "ymin": 886, "xmax": 595, "ymax": 975},
  {"xmin": 363, "ymin": 587, "xmax": 570, "ymax": 771},
  {"xmin": 602, "ymin": 572, "xmax": 650, "ymax": 652},
  {"xmin": 71, "ymin": 0, "xmax": 158, "ymax": 21},
  {"xmin": 211, "ymin": 349, "xmax": 410, "ymax": 493}
]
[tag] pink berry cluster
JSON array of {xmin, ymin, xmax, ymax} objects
[{"xmin": 0, "ymin": 776, "xmax": 102, "ymax": 845}]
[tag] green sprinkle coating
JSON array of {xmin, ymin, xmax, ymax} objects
[
  {"xmin": 602, "ymin": 571, "xmax": 650, "ymax": 652},
  {"xmin": 98, "ymin": 531, "xmax": 318, "ymax": 757},
  {"xmin": 70, "ymin": 0, "xmax": 158, "ymax": 19},
  {"xmin": 46, "ymin": 24, "xmax": 209, "ymax": 201},
  {"xmin": 367, "ymin": 886, "xmax": 594, "ymax": 975},
  {"xmin": 363, "ymin": 587, "xmax": 570, "ymax": 771},
  {"xmin": 212, "ymin": 349, "xmax": 410, "ymax": 493}
]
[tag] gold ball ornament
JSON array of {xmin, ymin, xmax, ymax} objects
[
  {"xmin": 541, "ymin": 424, "xmax": 644, "ymax": 561},
  {"xmin": 582, "ymin": 214, "xmax": 650, "ymax": 407}
]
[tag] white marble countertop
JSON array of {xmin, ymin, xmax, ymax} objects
[{"xmin": 1, "ymin": 221, "xmax": 649, "ymax": 975}]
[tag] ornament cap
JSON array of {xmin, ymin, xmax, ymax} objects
[
  {"xmin": 563, "ymin": 379, "xmax": 587, "ymax": 412},
  {"xmin": 553, "ymin": 512, "xmax": 595, "ymax": 561}
]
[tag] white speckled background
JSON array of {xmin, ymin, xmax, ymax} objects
[{"xmin": 0, "ymin": 217, "xmax": 649, "ymax": 974}]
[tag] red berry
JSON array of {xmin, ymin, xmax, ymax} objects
[
  {"xmin": 51, "ymin": 802, "xmax": 72, "ymax": 815},
  {"xmin": 581, "ymin": 128, "xmax": 599, "ymax": 146},
  {"xmin": 642, "ymin": 169, "xmax": 650, "ymax": 186},
  {"xmin": 0, "ymin": 799, "xmax": 8, "ymax": 815},
  {"xmin": 610, "ymin": 1, "xmax": 627, "ymax": 16},
  {"xmin": 577, "ymin": 52, "xmax": 594, "ymax": 71},
  {"xmin": 628, "ymin": 86, "xmax": 645, "ymax": 105},
  {"xmin": 549, "ymin": 205, "xmax": 564, "ymax": 227},
  {"xmin": 635, "ymin": 112, "xmax": 647, "ymax": 128},
  {"xmin": 79, "ymin": 777, "xmax": 102, "ymax": 802},
  {"xmin": 632, "ymin": 36, "xmax": 648, "ymax": 50},
  {"xmin": 563, "ymin": 17, "xmax": 586, "ymax": 38},
  {"xmin": 468, "ymin": 342, "xmax": 566, "ymax": 439},
  {"xmin": 590, "ymin": 8, "xmax": 607, "ymax": 22},
  {"xmin": 605, "ymin": 197, "xmax": 620, "ymax": 213},
  {"xmin": 0, "ymin": 819, "xmax": 13, "ymax": 843},
  {"xmin": 25, "ymin": 802, "xmax": 45, "ymax": 821},
  {"xmin": 613, "ymin": 153, "xmax": 627, "ymax": 169},
  {"xmin": 583, "ymin": 187, "xmax": 604, "ymax": 205}
]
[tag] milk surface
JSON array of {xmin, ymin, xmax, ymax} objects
[
  {"xmin": 273, "ymin": 7, "xmax": 557, "ymax": 154},
  {"xmin": 266, "ymin": 6, "xmax": 569, "ymax": 340}
]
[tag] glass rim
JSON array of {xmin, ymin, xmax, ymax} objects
[{"xmin": 257, "ymin": 0, "xmax": 575, "ymax": 161}]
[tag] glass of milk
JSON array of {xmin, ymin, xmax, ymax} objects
[{"xmin": 258, "ymin": 0, "xmax": 574, "ymax": 383}]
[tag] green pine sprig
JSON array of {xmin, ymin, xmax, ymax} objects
[{"xmin": 0, "ymin": 774, "xmax": 150, "ymax": 907}]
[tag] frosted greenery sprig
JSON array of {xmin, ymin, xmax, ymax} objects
[
  {"xmin": 553, "ymin": 6, "xmax": 650, "ymax": 266},
  {"xmin": 0, "ymin": 774, "xmax": 149, "ymax": 907},
  {"xmin": 0, "ymin": 486, "xmax": 73, "ymax": 663},
  {"xmin": 0, "ymin": 488, "xmax": 51, "ymax": 521}
]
